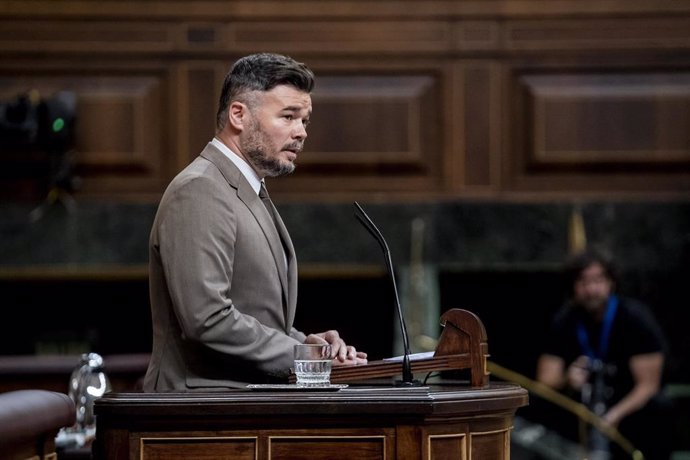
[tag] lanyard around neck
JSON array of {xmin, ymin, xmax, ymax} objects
[{"xmin": 576, "ymin": 295, "xmax": 618, "ymax": 361}]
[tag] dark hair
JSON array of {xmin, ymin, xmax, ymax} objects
[
  {"xmin": 216, "ymin": 53, "xmax": 315, "ymax": 130},
  {"xmin": 563, "ymin": 249, "xmax": 618, "ymax": 295}
]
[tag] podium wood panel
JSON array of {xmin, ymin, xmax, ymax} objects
[{"xmin": 93, "ymin": 383, "xmax": 527, "ymax": 460}]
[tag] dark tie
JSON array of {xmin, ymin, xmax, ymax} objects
[
  {"xmin": 259, "ymin": 182, "xmax": 289, "ymax": 257},
  {"xmin": 259, "ymin": 182, "xmax": 277, "ymax": 223}
]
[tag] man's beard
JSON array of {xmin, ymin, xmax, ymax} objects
[
  {"xmin": 243, "ymin": 120, "xmax": 299, "ymax": 178},
  {"xmin": 578, "ymin": 296, "xmax": 608, "ymax": 316}
]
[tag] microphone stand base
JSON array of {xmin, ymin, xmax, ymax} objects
[{"xmin": 394, "ymin": 379, "xmax": 423, "ymax": 387}]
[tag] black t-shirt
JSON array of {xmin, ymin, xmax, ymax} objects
[{"xmin": 543, "ymin": 296, "xmax": 666, "ymax": 406}]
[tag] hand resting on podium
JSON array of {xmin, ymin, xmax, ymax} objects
[{"xmin": 305, "ymin": 331, "xmax": 368, "ymax": 366}]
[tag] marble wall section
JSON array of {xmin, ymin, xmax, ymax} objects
[
  {"xmin": 1, "ymin": 200, "xmax": 688, "ymax": 273},
  {"xmin": 0, "ymin": 200, "xmax": 688, "ymax": 381}
]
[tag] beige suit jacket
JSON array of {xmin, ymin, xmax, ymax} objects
[{"xmin": 143, "ymin": 143, "xmax": 305, "ymax": 391}]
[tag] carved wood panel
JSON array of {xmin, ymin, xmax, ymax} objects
[
  {"xmin": 141, "ymin": 437, "xmax": 258, "ymax": 460},
  {"xmin": 271, "ymin": 73, "xmax": 444, "ymax": 195},
  {"xmin": 508, "ymin": 69, "xmax": 690, "ymax": 192}
]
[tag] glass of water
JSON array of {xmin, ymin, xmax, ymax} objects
[{"xmin": 294, "ymin": 343, "xmax": 332, "ymax": 386}]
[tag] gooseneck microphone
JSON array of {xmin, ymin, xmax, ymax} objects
[{"xmin": 354, "ymin": 202, "xmax": 422, "ymax": 387}]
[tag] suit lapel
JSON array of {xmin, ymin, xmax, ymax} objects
[{"xmin": 200, "ymin": 144, "xmax": 294, "ymax": 326}]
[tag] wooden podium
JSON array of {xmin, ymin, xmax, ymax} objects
[
  {"xmin": 93, "ymin": 310, "xmax": 528, "ymax": 460},
  {"xmin": 314, "ymin": 308, "xmax": 490, "ymax": 388}
]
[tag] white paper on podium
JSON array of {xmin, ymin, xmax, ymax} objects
[{"xmin": 382, "ymin": 351, "xmax": 434, "ymax": 363}]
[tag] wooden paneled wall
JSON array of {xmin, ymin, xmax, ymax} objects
[{"xmin": 1, "ymin": 1, "xmax": 690, "ymax": 202}]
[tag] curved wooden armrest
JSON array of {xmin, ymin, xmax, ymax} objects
[{"xmin": 0, "ymin": 389, "xmax": 75, "ymax": 459}]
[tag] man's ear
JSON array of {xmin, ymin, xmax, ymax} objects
[{"xmin": 228, "ymin": 101, "xmax": 247, "ymax": 131}]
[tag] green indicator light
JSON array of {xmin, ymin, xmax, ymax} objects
[{"xmin": 52, "ymin": 118, "xmax": 65, "ymax": 133}]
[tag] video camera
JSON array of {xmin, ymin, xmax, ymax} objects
[{"xmin": 0, "ymin": 89, "xmax": 76, "ymax": 154}]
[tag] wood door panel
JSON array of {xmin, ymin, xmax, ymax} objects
[
  {"xmin": 269, "ymin": 436, "xmax": 386, "ymax": 460},
  {"xmin": 141, "ymin": 437, "xmax": 257, "ymax": 460}
]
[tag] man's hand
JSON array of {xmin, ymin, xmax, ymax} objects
[
  {"xmin": 305, "ymin": 331, "xmax": 368, "ymax": 365},
  {"xmin": 566, "ymin": 355, "xmax": 591, "ymax": 391}
]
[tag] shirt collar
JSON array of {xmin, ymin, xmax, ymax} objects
[{"xmin": 211, "ymin": 137, "xmax": 262, "ymax": 195}]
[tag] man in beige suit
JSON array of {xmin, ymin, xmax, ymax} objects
[{"xmin": 144, "ymin": 53, "xmax": 367, "ymax": 392}]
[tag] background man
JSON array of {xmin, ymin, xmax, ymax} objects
[{"xmin": 537, "ymin": 249, "xmax": 672, "ymax": 459}]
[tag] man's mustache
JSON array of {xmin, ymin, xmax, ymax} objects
[{"xmin": 283, "ymin": 142, "xmax": 303, "ymax": 153}]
